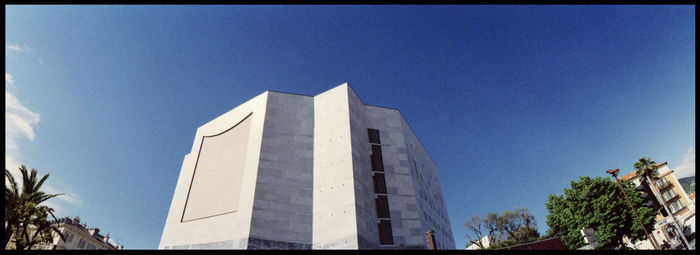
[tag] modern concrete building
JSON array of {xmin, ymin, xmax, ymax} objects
[
  {"xmin": 622, "ymin": 162, "xmax": 695, "ymax": 249},
  {"xmin": 159, "ymin": 83, "xmax": 454, "ymax": 249}
]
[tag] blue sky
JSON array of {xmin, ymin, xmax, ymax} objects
[{"xmin": 5, "ymin": 5, "xmax": 694, "ymax": 249}]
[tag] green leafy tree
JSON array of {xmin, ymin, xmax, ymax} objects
[
  {"xmin": 496, "ymin": 207, "xmax": 537, "ymax": 244},
  {"xmin": 11, "ymin": 201, "xmax": 65, "ymax": 250},
  {"xmin": 489, "ymin": 225, "xmax": 541, "ymax": 249},
  {"xmin": 5, "ymin": 166, "xmax": 64, "ymax": 250},
  {"xmin": 488, "ymin": 207, "xmax": 541, "ymax": 249},
  {"xmin": 545, "ymin": 176, "xmax": 657, "ymax": 249}
]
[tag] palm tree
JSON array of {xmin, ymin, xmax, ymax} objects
[
  {"xmin": 5, "ymin": 165, "xmax": 64, "ymax": 249},
  {"xmin": 634, "ymin": 157, "xmax": 659, "ymax": 183}
]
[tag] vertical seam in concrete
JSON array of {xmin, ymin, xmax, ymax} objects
[
  {"xmin": 346, "ymin": 84, "xmax": 375, "ymax": 248},
  {"xmin": 345, "ymin": 85, "xmax": 362, "ymax": 246}
]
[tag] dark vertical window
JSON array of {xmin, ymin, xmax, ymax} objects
[
  {"xmin": 375, "ymin": 195, "xmax": 390, "ymax": 218},
  {"xmin": 378, "ymin": 220, "xmax": 394, "ymax": 245},
  {"xmin": 371, "ymin": 145, "xmax": 384, "ymax": 171},
  {"xmin": 373, "ymin": 173, "xmax": 387, "ymax": 194},
  {"xmin": 369, "ymin": 127, "xmax": 392, "ymax": 245},
  {"xmin": 368, "ymin": 128, "xmax": 381, "ymax": 144},
  {"xmin": 371, "ymin": 144, "xmax": 383, "ymax": 158}
]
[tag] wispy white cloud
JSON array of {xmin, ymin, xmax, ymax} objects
[
  {"xmin": 5, "ymin": 72, "xmax": 40, "ymax": 187},
  {"xmin": 5, "ymin": 73, "xmax": 82, "ymax": 218},
  {"xmin": 46, "ymin": 186, "xmax": 82, "ymax": 220},
  {"xmin": 58, "ymin": 193, "xmax": 84, "ymax": 205},
  {"xmin": 5, "ymin": 154, "xmax": 22, "ymax": 183},
  {"xmin": 6, "ymin": 92, "xmax": 41, "ymax": 152},
  {"xmin": 43, "ymin": 184, "xmax": 84, "ymax": 205},
  {"xmin": 6, "ymin": 73, "xmax": 15, "ymax": 84},
  {"xmin": 674, "ymin": 147, "xmax": 695, "ymax": 178},
  {"xmin": 6, "ymin": 43, "xmax": 31, "ymax": 52},
  {"xmin": 6, "ymin": 112, "xmax": 39, "ymax": 143}
]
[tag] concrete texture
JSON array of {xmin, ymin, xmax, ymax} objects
[{"xmin": 159, "ymin": 83, "xmax": 454, "ymax": 249}]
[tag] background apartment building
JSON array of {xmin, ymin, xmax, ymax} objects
[
  {"xmin": 159, "ymin": 83, "xmax": 454, "ymax": 249},
  {"xmin": 6, "ymin": 216, "xmax": 122, "ymax": 250},
  {"xmin": 622, "ymin": 162, "xmax": 695, "ymax": 249}
]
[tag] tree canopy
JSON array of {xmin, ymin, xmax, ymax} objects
[
  {"xmin": 464, "ymin": 207, "xmax": 541, "ymax": 249},
  {"xmin": 545, "ymin": 176, "xmax": 657, "ymax": 249},
  {"xmin": 464, "ymin": 213, "xmax": 500, "ymax": 249}
]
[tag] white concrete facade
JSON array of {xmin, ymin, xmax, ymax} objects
[{"xmin": 159, "ymin": 83, "xmax": 454, "ymax": 249}]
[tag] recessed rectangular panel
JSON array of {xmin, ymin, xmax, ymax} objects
[{"xmin": 182, "ymin": 114, "xmax": 253, "ymax": 222}]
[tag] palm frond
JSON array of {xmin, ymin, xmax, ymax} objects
[
  {"xmin": 6, "ymin": 169, "xmax": 19, "ymax": 194},
  {"xmin": 34, "ymin": 173, "xmax": 51, "ymax": 194}
]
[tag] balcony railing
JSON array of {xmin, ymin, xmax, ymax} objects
[
  {"xmin": 669, "ymin": 203, "xmax": 686, "ymax": 215},
  {"xmin": 663, "ymin": 193, "xmax": 679, "ymax": 202},
  {"xmin": 656, "ymin": 180, "xmax": 673, "ymax": 191}
]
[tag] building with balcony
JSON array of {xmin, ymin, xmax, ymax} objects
[
  {"xmin": 6, "ymin": 216, "xmax": 123, "ymax": 250},
  {"xmin": 158, "ymin": 83, "xmax": 454, "ymax": 250},
  {"xmin": 622, "ymin": 162, "xmax": 695, "ymax": 249}
]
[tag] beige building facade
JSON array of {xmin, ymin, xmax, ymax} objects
[
  {"xmin": 41, "ymin": 217, "xmax": 122, "ymax": 250},
  {"xmin": 622, "ymin": 162, "xmax": 695, "ymax": 249},
  {"xmin": 7, "ymin": 216, "xmax": 122, "ymax": 250}
]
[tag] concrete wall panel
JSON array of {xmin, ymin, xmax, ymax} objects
[
  {"xmin": 182, "ymin": 115, "xmax": 252, "ymax": 221},
  {"xmin": 159, "ymin": 92, "xmax": 269, "ymax": 249}
]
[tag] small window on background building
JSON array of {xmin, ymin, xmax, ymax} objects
[
  {"xmin": 77, "ymin": 239, "xmax": 86, "ymax": 249},
  {"xmin": 64, "ymin": 232, "xmax": 73, "ymax": 243},
  {"xmin": 378, "ymin": 220, "xmax": 394, "ymax": 245},
  {"xmin": 670, "ymin": 199, "xmax": 683, "ymax": 213},
  {"xmin": 375, "ymin": 195, "xmax": 390, "ymax": 218},
  {"xmin": 656, "ymin": 178, "xmax": 666, "ymax": 187},
  {"xmin": 663, "ymin": 189, "xmax": 678, "ymax": 201},
  {"xmin": 368, "ymin": 128, "xmax": 380, "ymax": 144},
  {"xmin": 373, "ymin": 173, "xmax": 387, "ymax": 194}
]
